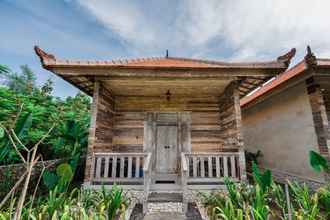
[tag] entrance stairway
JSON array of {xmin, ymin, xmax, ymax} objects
[{"xmin": 144, "ymin": 192, "xmax": 185, "ymax": 220}]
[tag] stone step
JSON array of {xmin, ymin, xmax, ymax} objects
[
  {"xmin": 147, "ymin": 192, "xmax": 183, "ymax": 203},
  {"xmin": 143, "ymin": 212, "xmax": 185, "ymax": 220},
  {"xmin": 147, "ymin": 202, "xmax": 183, "ymax": 214}
]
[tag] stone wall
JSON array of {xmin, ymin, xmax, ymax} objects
[{"xmin": 0, "ymin": 158, "xmax": 64, "ymax": 196}]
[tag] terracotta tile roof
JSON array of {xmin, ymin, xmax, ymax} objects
[
  {"xmin": 240, "ymin": 47, "xmax": 329, "ymax": 108},
  {"xmin": 240, "ymin": 61, "xmax": 307, "ymax": 107},
  {"xmin": 34, "ymin": 46, "xmax": 295, "ymax": 70}
]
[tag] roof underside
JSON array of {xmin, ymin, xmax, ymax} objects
[{"xmin": 34, "ymin": 46, "xmax": 296, "ymax": 97}]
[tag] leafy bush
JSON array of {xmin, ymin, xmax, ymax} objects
[
  {"xmin": 201, "ymin": 167, "xmax": 329, "ymax": 219},
  {"xmin": 0, "ymin": 65, "xmax": 90, "ymax": 165},
  {"xmin": 0, "ymin": 186, "xmax": 128, "ymax": 220}
]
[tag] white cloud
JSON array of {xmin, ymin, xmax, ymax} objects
[
  {"xmin": 77, "ymin": 0, "xmax": 157, "ymax": 45},
  {"xmin": 180, "ymin": 0, "xmax": 330, "ymax": 60},
  {"xmin": 77, "ymin": 0, "xmax": 330, "ymax": 60}
]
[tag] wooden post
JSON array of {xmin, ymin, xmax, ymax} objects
[{"xmin": 84, "ymin": 81, "xmax": 100, "ymax": 184}]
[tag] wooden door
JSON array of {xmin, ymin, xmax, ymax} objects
[{"xmin": 156, "ymin": 125, "xmax": 178, "ymax": 174}]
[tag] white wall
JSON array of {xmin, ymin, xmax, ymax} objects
[{"xmin": 242, "ymin": 81, "xmax": 324, "ymax": 182}]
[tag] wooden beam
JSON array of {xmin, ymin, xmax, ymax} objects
[
  {"xmin": 241, "ymin": 81, "xmax": 262, "ymax": 87},
  {"xmin": 53, "ymin": 67, "xmax": 279, "ymax": 78},
  {"xmin": 239, "ymin": 84, "xmax": 254, "ymax": 91}
]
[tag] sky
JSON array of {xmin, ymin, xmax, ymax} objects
[{"xmin": 1, "ymin": 0, "xmax": 330, "ymax": 98}]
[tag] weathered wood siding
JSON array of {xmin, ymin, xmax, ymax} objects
[
  {"xmin": 113, "ymin": 112, "xmax": 145, "ymax": 152},
  {"xmin": 91, "ymin": 82, "xmax": 242, "ymax": 154},
  {"xmin": 94, "ymin": 85, "xmax": 115, "ymax": 152},
  {"xmin": 218, "ymin": 82, "xmax": 243, "ymax": 149}
]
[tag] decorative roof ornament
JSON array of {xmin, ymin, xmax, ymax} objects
[
  {"xmin": 304, "ymin": 45, "xmax": 317, "ymax": 68},
  {"xmin": 165, "ymin": 49, "xmax": 169, "ymax": 58},
  {"xmin": 277, "ymin": 48, "xmax": 296, "ymax": 67},
  {"xmin": 34, "ymin": 46, "xmax": 56, "ymax": 68}
]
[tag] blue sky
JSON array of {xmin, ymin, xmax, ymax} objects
[{"xmin": 1, "ymin": 0, "xmax": 330, "ymax": 98}]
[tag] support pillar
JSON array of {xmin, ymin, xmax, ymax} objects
[{"xmin": 84, "ymin": 81, "xmax": 100, "ymax": 184}]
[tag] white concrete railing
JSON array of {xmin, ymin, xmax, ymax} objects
[
  {"xmin": 142, "ymin": 153, "xmax": 152, "ymax": 214},
  {"xmin": 91, "ymin": 152, "xmax": 151, "ymax": 184},
  {"xmin": 181, "ymin": 152, "xmax": 244, "ymax": 184}
]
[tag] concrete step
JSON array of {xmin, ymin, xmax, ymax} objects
[
  {"xmin": 143, "ymin": 212, "xmax": 185, "ymax": 220},
  {"xmin": 147, "ymin": 192, "xmax": 183, "ymax": 203}
]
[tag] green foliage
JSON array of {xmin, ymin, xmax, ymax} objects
[
  {"xmin": 0, "ymin": 168, "xmax": 14, "ymax": 199},
  {"xmin": 0, "ymin": 111, "xmax": 33, "ymax": 164},
  {"xmin": 318, "ymin": 184, "xmax": 330, "ymax": 218},
  {"xmin": 0, "ymin": 186, "xmax": 128, "ymax": 220},
  {"xmin": 0, "ymin": 127, "xmax": 4, "ymax": 138},
  {"xmin": 202, "ymin": 174, "xmax": 329, "ymax": 219},
  {"xmin": 309, "ymin": 150, "xmax": 329, "ymax": 173},
  {"xmin": 56, "ymin": 163, "xmax": 74, "ymax": 192},
  {"xmin": 42, "ymin": 170, "xmax": 59, "ymax": 190},
  {"xmin": 0, "ymin": 65, "xmax": 10, "ymax": 74},
  {"xmin": 252, "ymin": 162, "xmax": 272, "ymax": 193},
  {"xmin": 213, "ymin": 200, "xmax": 244, "ymax": 220},
  {"xmin": 0, "ymin": 65, "xmax": 90, "ymax": 166}
]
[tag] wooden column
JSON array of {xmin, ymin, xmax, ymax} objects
[
  {"xmin": 84, "ymin": 81, "xmax": 100, "ymax": 183},
  {"xmin": 219, "ymin": 81, "xmax": 246, "ymax": 180}
]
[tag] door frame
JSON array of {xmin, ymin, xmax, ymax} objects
[{"xmin": 143, "ymin": 112, "xmax": 191, "ymax": 175}]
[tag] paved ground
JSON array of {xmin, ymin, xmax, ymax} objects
[{"xmin": 143, "ymin": 212, "xmax": 185, "ymax": 220}]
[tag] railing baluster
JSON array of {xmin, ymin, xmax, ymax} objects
[
  {"xmin": 135, "ymin": 156, "xmax": 140, "ymax": 178},
  {"xmin": 104, "ymin": 157, "xmax": 109, "ymax": 178},
  {"xmin": 111, "ymin": 156, "xmax": 117, "ymax": 178},
  {"xmin": 192, "ymin": 156, "xmax": 197, "ymax": 178},
  {"xmin": 95, "ymin": 157, "xmax": 102, "ymax": 180},
  {"xmin": 127, "ymin": 156, "xmax": 132, "ymax": 178},
  {"xmin": 208, "ymin": 156, "xmax": 212, "ymax": 177},
  {"xmin": 223, "ymin": 156, "xmax": 228, "ymax": 177},
  {"xmin": 231, "ymin": 156, "xmax": 236, "ymax": 178},
  {"xmin": 200, "ymin": 157, "xmax": 205, "ymax": 178},
  {"xmin": 120, "ymin": 157, "xmax": 125, "ymax": 178},
  {"xmin": 216, "ymin": 156, "xmax": 220, "ymax": 177}
]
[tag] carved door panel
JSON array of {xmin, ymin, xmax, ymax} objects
[{"xmin": 156, "ymin": 125, "xmax": 178, "ymax": 174}]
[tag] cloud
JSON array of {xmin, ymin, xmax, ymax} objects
[
  {"xmin": 77, "ymin": 0, "xmax": 330, "ymax": 61},
  {"xmin": 77, "ymin": 0, "xmax": 157, "ymax": 46}
]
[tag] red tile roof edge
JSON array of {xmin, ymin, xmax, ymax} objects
[
  {"xmin": 240, "ymin": 60, "xmax": 308, "ymax": 108},
  {"xmin": 34, "ymin": 46, "xmax": 294, "ymax": 70},
  {"xmin": 239, "ymin": 45, "xmax": 330, "ymax": 108}
]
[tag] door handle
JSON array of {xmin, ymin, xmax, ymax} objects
[{"xmin": 164, "ymin": 145, "xmax": 170, "ymax": 149}]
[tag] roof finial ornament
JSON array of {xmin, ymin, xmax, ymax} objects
[
  {"xmin": 277, "ymin": 48, "xmax": 296, "ymax": 67},
  {"xmin": 165, "ymin": 49, "xmax": 169, "ymax": 58},
  {"xmin": 34, "ymin": 46, "xmax": 56, "ymax": 68},
  {"xmin": 304, "ymin": 45, "xmax": 317, "ymax": 67}
]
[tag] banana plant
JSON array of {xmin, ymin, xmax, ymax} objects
[
  {"xmin": 0, "ymin": 112, "xmax": 32, "ymax": 165},
  {"xmin": 252, "ymin": 162, "xmax": 272, "ymax": 193},
  {"xmin": 309, "ymin": 150, "xmax": 329, "ymax": 173}
]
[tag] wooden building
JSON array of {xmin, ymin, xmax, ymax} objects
[
  {"xmin": 241, "ymin": 47, "xmax": 330, "ymax": 188},
  {"xmin": 35, "ymin": 46, "xmax": 295, "ymax": 210}
]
